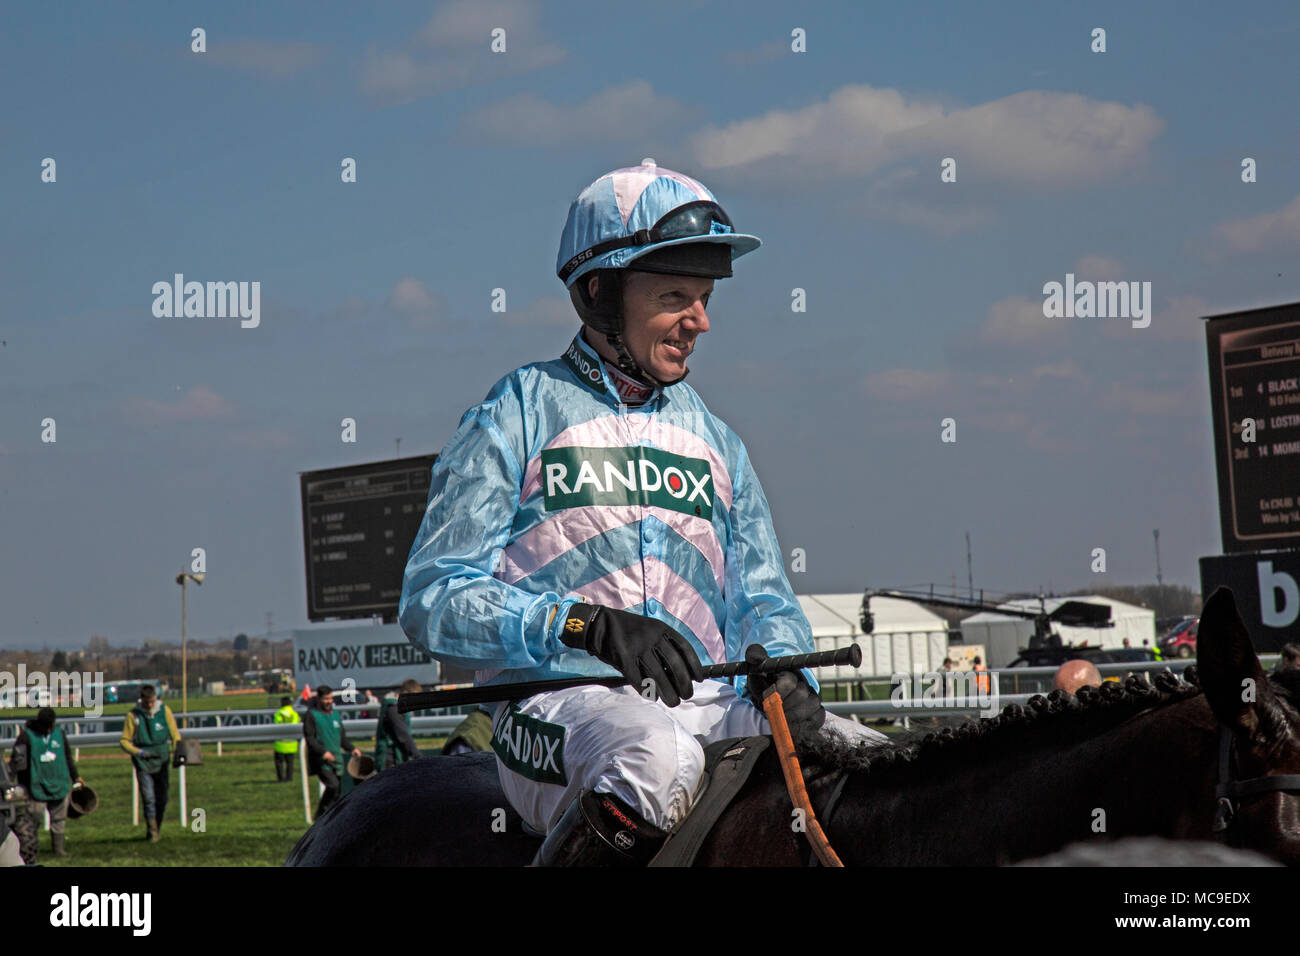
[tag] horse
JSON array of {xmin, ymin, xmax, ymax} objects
[{"xmin": 284, "ymin": 587, "xmax": 1300, "ymax": 866}]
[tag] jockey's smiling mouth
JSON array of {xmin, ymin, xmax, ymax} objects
[{"xmin": 585, "ymin": 271, "xmax": 713, "ymax": 384}]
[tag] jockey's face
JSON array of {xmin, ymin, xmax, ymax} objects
[{"xmin": 587, "ymin": 271, "xmax": 713, "ymax": 383}]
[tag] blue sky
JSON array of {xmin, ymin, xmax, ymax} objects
[{"xmin": 3, "ymin": 0, "xmax": 1299, "ymax": 648}]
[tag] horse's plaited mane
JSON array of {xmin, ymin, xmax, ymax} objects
[{"xmin": 806, "ymin": 670, "xmax": 1210, "ymax": 778}]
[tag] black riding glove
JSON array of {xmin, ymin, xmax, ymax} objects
[
  {"xmin": 560, "ymin": 604, "xmax": 704, "ymax": 707},
  {"xmin": 744, "ymin": 644, "xmax": 827, "ymax": 744}
]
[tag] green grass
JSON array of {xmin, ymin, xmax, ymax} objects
[
  {"xmin": 34, "ymin": 737, "xmax": 448, "ymax": 867},
  {"xmin": 5, "ymin": 693, "xmax": 286, "ymax": 722}
]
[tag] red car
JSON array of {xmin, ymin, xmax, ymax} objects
[{"xmin": 1159, "ymin": 618, "xmax": 1198, "ymax": 658}]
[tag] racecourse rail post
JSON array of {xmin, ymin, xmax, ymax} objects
[
  {"xmin": 179, "ymin": 763, "xmax": 187, "ymax": 826},
  {"xmin": 131, "ymin": 761, "xmax": 140, "ymax": 827},
  {"xmin": 398, "ymin": 645, "xmax": 863, "ymax": 712},
  {"xmin": 300, "ymin": 747, "xmax": 312, "ymax": 825}
]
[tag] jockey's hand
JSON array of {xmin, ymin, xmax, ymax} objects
[
  {"xmin": 744, "ymin": 644, "xmax": 826, "ymax": 744},
  {"xmin": 561, "ymin": 604, "xmax": 704, "ymax": 707}
]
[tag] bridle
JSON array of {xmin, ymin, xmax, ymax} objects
[{"xmin": 1212, "ymin": 724, "xmax": 1300, "ymax": 841}]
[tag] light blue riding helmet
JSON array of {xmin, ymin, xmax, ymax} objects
[
  {"xmin": 557, "ymin": 159, "xmax": 761, "ymax": 288},
  {"xmin": 556, "ymin": 159, "xmax": 762, "ymax": 384}
]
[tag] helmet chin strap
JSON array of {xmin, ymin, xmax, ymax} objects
[{"xmin": 602, "ymin": 330, "xmax": 689, "ymax": 389}]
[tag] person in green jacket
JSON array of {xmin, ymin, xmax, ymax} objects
[
  {"xmin": 8, "ymin": 707, "xmax": 81, "ymax": 862},
  {"xmin": 273, "ymin": 696, "xmax": 300, "ymax": 782},
  {"xmin": 301, "ymin": 686, "xmax": 360, "ymax": 815},
  {"xmin": 119, "ymin": 685, "xmax": 182, "ymax": 842},
  {"xmin": 375, "ymin": 679, "xmax": 423, "ymax": 771},
  {"xmin": 442, "ymin": 706, "xmax": 494, "ymax": 755}
]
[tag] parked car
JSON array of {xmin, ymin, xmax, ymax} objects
[
  {"xmin": 1159, "ymin": 618, "xmax": 1198, "ymax": 658},
  {"xmin": 1007, "ymin": 646, "xmax": 1163, "ymax": 668}
]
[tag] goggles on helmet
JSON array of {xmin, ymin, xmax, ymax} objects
[{"xmin": 558, "ymin": 200, "xmax": 736, "ymax": 283}]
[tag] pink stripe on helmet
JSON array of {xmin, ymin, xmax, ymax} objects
[{"xmin": 607, "ymin": 165, "xmax": 715, "ymax": 227}]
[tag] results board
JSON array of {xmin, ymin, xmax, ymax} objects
[{"xmin": 300, "ymin": 454, "xmax": 438, "ymax": 621}]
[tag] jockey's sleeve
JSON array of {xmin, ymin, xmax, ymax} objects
[
  {"xmin": 399, "ymin": 400, "xmax": 578, "ymax": 672},
  {"xmin": 722, "ymin": 441, "xmax": 820, "ymax": 696}
]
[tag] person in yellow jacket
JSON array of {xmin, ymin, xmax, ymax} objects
[
  {"xmin": 119, "ymin": 685, "xmax": 182, "ymax": 842},
  {"xmin": 273, "ymin": 696, "xmax": 300, "ymax": 782}
]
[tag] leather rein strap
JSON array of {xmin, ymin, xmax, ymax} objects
[
  {"xmin": 761, "ymin": 688, "xmax": 843, "ymax": 867},
  {"xmin": 1213, "ymin": 725, "xmax": 1300, "ymax": 836}
]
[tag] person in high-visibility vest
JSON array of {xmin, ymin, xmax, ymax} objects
[
  {"xmin": 974, "ymin": 656, "xmax": 991, "ymax": 694},
  {"xmin": 273, "ymin": 696, "xmax": 300, "ymax": 782}
]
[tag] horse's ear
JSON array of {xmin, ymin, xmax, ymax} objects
[{"xmin": 1197, "ymin": 587, "xmax": 1272, "ymax": 736}]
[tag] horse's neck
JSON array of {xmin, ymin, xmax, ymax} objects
[{"xmin": 832, "ymin": 697, "xmax": 1219, "ymax": 865}]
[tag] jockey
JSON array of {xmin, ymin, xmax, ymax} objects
[{"xmin": 399, "ymin": 160, "xmax": 884, "ymax": 866}]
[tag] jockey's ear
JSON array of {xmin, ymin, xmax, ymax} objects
[{"xmin": 1197, "ymin": 587, "xmax": 1276, "ymax": 738}]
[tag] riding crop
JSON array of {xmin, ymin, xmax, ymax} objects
[{"xmin": 761, "ymin": 685, "xmax": 843, "ymax": 867}]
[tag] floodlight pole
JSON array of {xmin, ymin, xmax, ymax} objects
[{"xmin": 176, "ymin": 571, "xmax": 204, "ymax": 727}]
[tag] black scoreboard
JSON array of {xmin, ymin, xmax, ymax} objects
[
  {"xmin": 1206, "ymin": 301, "xmax": 1300, "ymax": 553},
  {"xmin": 300, "ymin": 454, "xmax": 438, "ymax": 622}
]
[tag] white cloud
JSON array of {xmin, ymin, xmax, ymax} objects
[
  {"xmin": 863, "ymin": 367, "xmax": 949, "ymax": 402},
  {"xmin": 690, "ymin": 85, "xmax": 1163, "ymax": 187},
  {"xmin": 1100, "ymin": 384, "xmax": 1192, "ymax": 417},
  {"xmin": 900, "ymin": 91, "xmax": 1164, "ymax": 184},
  {"xmin": 1215, "ymin": 195, "xmax": 1300, "ymax": 253},
  {"xmin": 360, "ymin": 0, "xmax": 566, "ymax": 106},
  {"xmin": 462, "ymin": 81, "xmax": 695, "ymax": 145},
  {"xmin": 1032, "ymin": 359, "xmax": 1087, "ymax": 381},
  {"xmin": 1073, "ymin": 254, "xmax": 1126, "ymax": 281},
  {"xmin": 122, "ymin": 385, "xmax": 235, "ymax": 425},
  {"xmin": 722, "ymin": 40, "xmax": 788, "ymax": 67},
  {"xmin": 388, "ymin": 278, "xmax": 436, "ymax": 314},
  {"xmin": 979, "ymin": 295, "xmax": 1062, "ymax": 346},
  {"xmin": 204, "ymin": 40, "xmax": 324, "ymax": 77},
  {"xmin": 690, "ymin": 84, "xmax": 945, "ymax": 178},
  {"xmin": 500, "ymin": 295, "xmax": 577, "ymax": 327}
]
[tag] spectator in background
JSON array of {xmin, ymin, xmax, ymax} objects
[
  {"xmin": 442, "ymin": 706, "xmax": 494, "ymax": 755},
  {"xmin": 120, "ymin": 685, "xmax": 181, "ymax": 843},
  {"xmin": 1053, "ymin": 659, "xmax": 1103, "ymax": 695},
  {"xmin": 1277, "ymin": 643, "xmax": 1300, "ymax": 673},
  {"xmin": 302, "ymin": 685, "xmax": 360, "ymax": 815},
  {"xmin": 973, "ymin": 656, "xmax": 990, "ymax": 694},
  {"xmin": 375, "ymin": 679, "xmax": 423, "ymax": 770},
  {"xmin": 273, "ymin": 696, "xmax": 300, "ymax": 782},
  {"xmin": 8, "ymin": 707, "xmax": 82, "ymax": 861},
  {"xmin": 360, "ymin": 688, "xmax": 381, "ymax": 720}
]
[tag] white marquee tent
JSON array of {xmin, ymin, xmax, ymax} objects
[{"xmin": 797, "ymin": 593, "xmax": 949, "ymax": 681}]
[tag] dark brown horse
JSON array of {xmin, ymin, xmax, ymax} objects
[{"xmin": 285, "ymin": 588, "xmax": 1300, "ymax": 866}]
